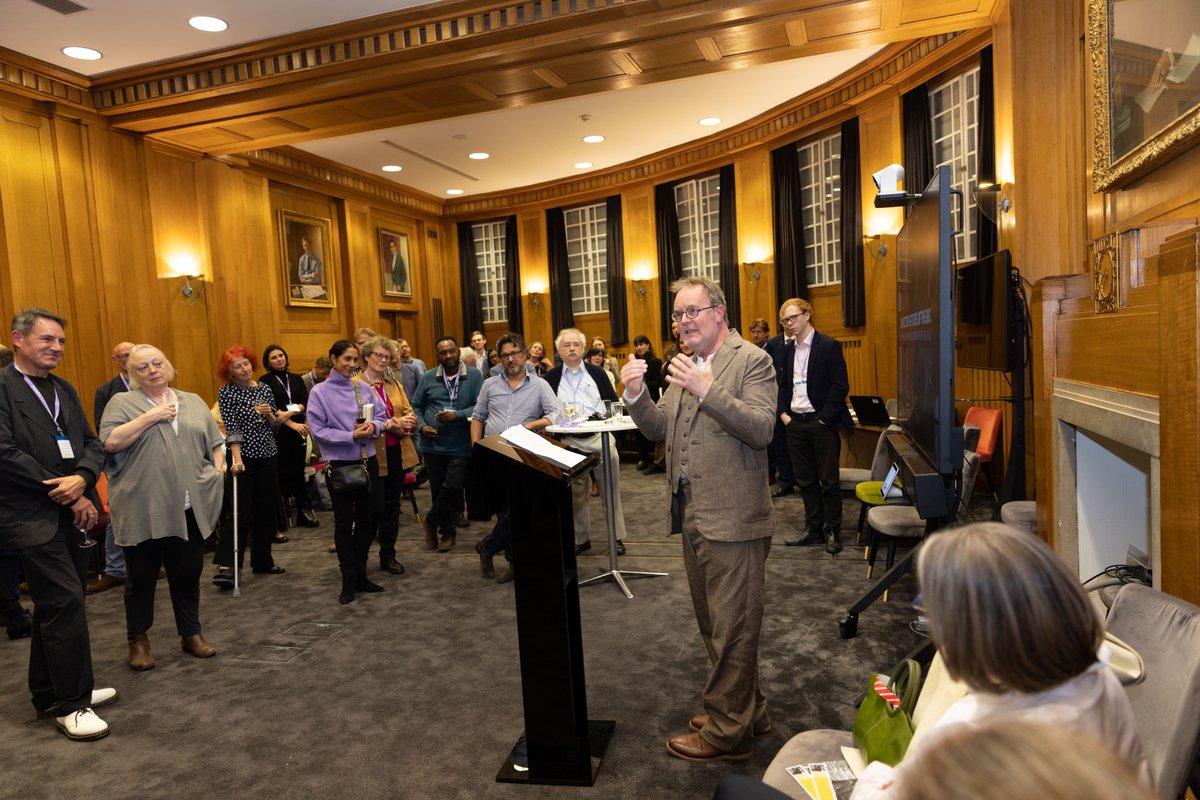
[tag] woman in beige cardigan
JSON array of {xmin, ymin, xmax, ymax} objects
[
  {"xmin": 354, "ymin": 336, "xmax": 419, "ymax": 569},
  {"xmin": 100, "ymin": 344, "xmax": 225, "ymax": 671}
]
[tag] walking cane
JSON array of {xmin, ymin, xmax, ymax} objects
[{"xmin": 232, "ymin": 468, "xmax": 240, "ymax": 597}]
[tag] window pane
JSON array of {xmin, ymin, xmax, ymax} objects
[
  {"xmin": 473, "ymin": 221, "xmax": 507, "ymax": 324},
  {"xmin": 928, "ymin": 65, "xmax": 981, "ymax": 262},
  {"xmin": 563, "ymin": 202, "xmax": 608, "ymax": 314},
  {"xmin": 795, "ymin": 131, "xmax": 842, "ymax": 288},
  {"xmin": 675, "ymin": 175, "xmax": 722, "ymax": 282}
]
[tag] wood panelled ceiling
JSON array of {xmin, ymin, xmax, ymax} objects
[{"xmin": 0, "ymin": 0, "xmax": 999, "ymax": 159}]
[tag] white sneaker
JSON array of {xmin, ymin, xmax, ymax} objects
[{"xmin": 55, "ymin": 708, "xmax": 110, "ymax": 740}]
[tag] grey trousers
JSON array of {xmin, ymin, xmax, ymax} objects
[
  {"xmin": 566, "ymin": 433, "xmax": 627, "ymax": 547},
  {"xmin": 680, "ymin": 483, "xmax": 771, "ymax": 752}
]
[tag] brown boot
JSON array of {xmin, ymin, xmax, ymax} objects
[
  {"xmin": 128, "ymin": 633, "xmax": 155, "ymax": 671},
  {"xmin": 437, "ymin": 534, "xmax": 456, "ymax": 553},
  {"xmin": 181, "ymin": 633, "xmax": 217, "ymax": 658}
]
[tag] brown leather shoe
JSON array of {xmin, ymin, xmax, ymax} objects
[
  {"xmin": 181, "ymin": 633, "xmax": 216, "ymax": 658},
  {"xmin": 688, "ymin": 712, "xmax": 773, "ymax": 737},
  {"xmin": 665, "ymin": 732, "xmax": 751, "ymax": 762},
  {"xmin": 128, "ymin": 633, "xmax": 155, "ymax": 671},
  {"xmin": 437, "ymin": 534, "xmax": 455, "ymax": 553},
  {"xmin": 86, "ymin": 574, "xmax": 125, "ymax": 595},
  {"xmin": 475, "ymin": 540, "xmax": 495, "ymax": 579},
  {"xmin": 423, "ymin": 518, "xmax": 438, "ymax": 550}
]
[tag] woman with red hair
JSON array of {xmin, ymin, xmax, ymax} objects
[{"xmin": 213, "ymin": 345, "xmax": 292, "ymax": 586}]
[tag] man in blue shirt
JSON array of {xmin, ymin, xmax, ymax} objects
[
  {"xmin": 470, "ymin": 333, "xmax": 556, "ymax": 583},
  {"xmin": 411, "ymin": 337, "xmax": 482, "ymax": 553}
]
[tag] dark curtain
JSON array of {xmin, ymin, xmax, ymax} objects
[
  {"xmin": 546, "ymin": 207, "xmax": 574, "ymax": 335},
  {"xmin": 654, "ymin": 182, "xmax": 683, "ymax": 336},
  {"xmin": 771, "ymin": 142, "xmax": 807, "ymax": 308},
  {"xmin": 717, "ymin": 164, "xmax": 740, "ymax": 331},
  {"xmin": 976, "ymin": 46, "xmax": 999, "ymax": 259},
  {"xmin": 902, "ymin": 84, "xmax": 934, "ymax": 198},
  {"xmin": 606, "ymin": 195, "xmax": 629, "ymax": 346},
  {"xmin": 457, "ymin": 222, "xmax": 484, "ymax": 342},
  {"xmin": 502, "ymin": 215, "xmax": 523, "ymax": 334},
  {"xmin": 840, "ymin": 118, "xmax": 866, "ymax": 328}
]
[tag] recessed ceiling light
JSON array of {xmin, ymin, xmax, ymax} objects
[
  {"xmin": 381, "ymin": 165, "xmax": 403, "ymax": 173},
  {"xmin": 446, "ymin": 189, "xmax": 465, "ymax": 196},
  {"xmin": 574, "ymin": 162, "xmax": 593, "ymax": 169},
  {"xmin": 582, "ymin": 135, "xmax": 605, "ymax": 144},
  {"xmin": 468, "ymin": 152, "xmax": 489, "ymax": 160},
  {"xmin": 62, "ymin": 46, "xmax": 102, "ymax": 61},
  {"xmin": 699, "ymin": 117, "xmax": 722, "ymax": 126},
  {"xmin": 188, "ymin": 16, "xmax": 228, "ymax": 32}
]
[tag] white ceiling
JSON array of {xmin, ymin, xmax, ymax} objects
[{"xmin": 3, "ymin": 0, "xmax": 881, "ymax": 198}]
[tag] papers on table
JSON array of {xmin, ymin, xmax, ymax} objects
[
  {"xmin": 501, "ymin": 425, "xmax": 587, "ymax": 470},
  {"xmin": 785, "ymin": 761, "xmax": 856, "ymax": 800}
]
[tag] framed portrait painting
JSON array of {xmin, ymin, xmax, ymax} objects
[
  {"xmin": 378, "ymin": 228, "xmax": 413, "ymax": 299},
  {"xmin": 279, "ymin": 210, "xmax": 335, "ymax": 308}
]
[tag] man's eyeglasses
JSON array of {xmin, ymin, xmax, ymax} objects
[
  {"xmin": 780, "ymin": 311, "xmax": 809, "ymax": 325},
  {"xmin": 670, "ymin": 304, "xmax": 719, "ymax": 322},
  {"xmin": 499, "ymin": 350, "xmax": 524, "ymax": 361}
]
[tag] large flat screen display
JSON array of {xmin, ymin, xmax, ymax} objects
[
  {"xmin": 955, "ymin": 248, "xmax": 1014, "ymax": 372},
  {"xmin": 895, "ymin": 165, "xmax": 962, "ymax": 476}
]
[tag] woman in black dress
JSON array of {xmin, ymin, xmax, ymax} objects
[
  {"xmin": 631, "ymin": 335, "xmax": 663, "ymax": 470},
  {"xmin": 262, "ymin": 344, "xmax": 319, "ymax": 530}
]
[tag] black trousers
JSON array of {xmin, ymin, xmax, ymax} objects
[
  {"xmin": 786, "ymin": 415, "xmax": 842, "ymax": 534},
  {"xmin": 275, "ymin": 426, "xmax": 310, "ymax": 513},
  {"xmin": 424, "ymin": 451, "xmax": 468, "ymax": 538},
  {"xmin": 20, "ymin": 519, "xmax": 93, "ymax": 715},
  {"xmin": 771, "ymin": 419, "xmax": 796, "ymax": 489},
  {"xmin": 376, "ymin": 445, "xmax": 407, "ymax": 563},
  {"xmin": 216, "ymin": 454, "xmax": 278, "ymax": 572},
  {"xmin": 329, "ymin": 458, "xmax": 383, "ymax": 574},
  {"xmin": 123, "ymin": 509, "xmax": 204, "ymax": 638}
]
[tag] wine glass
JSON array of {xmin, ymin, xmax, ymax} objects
[
  {"xmin": 76, "ymin": 522, "xmax": 96, "ymax": 549},
  {"xmin": 563, "ymin": 402, "xmax": 578, "ymax": 426}
]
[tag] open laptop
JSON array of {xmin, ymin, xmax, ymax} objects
[{"xmin": 848, "ymin": 395, "xmax": 892, "ymax": 427}]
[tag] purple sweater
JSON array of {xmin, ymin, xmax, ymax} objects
[{"xmin": 307, "ymin": 370, "xmax": 387, "ymax": 462}]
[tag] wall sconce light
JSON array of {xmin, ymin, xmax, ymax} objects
[
  {"xmin": 180, "ymin": 274, "xmax": 205, "ymax": 304},
  {"xmin": 974, "ymin": 182, "xmax": 1013, "ymax": 223},
  {"xmin": 742, "ymin": 263, "xmax": 762, "ymax": 287},
  {"xmin": 864, "ymin": 235, "xmax": 888, "ymax": 263},
  {"xmin": 530, "ymin": 292, "xmax": 542, "ymax": 310},
  {"xmin": 632, "ymin": 279, "xmax": 647, "ymax": 300}
]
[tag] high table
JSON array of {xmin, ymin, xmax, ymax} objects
[{"xmin": 546, "ymin": 417, "xmax": 668, "ymax": 599}]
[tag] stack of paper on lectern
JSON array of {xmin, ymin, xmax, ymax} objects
[{"xmin": 501, "ymin": 425, "xmax": 587, "ymax": 470}]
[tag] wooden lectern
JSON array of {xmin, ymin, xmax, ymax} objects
[{"xmin": 473, "ymin": 433, "xmax": 614, "ymax": 786}]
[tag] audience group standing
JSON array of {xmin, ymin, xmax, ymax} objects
[{"xmin": 0, "ymin": 303, "xmax": 1155, "ymax": 800}]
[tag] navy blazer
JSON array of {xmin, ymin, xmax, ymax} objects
[
  {"xmin": 93, "ymin": 373, "xmax": 128, "ymax": 430},
  {"xmin": 774, "ymin": 331, "xmax": 854, "ymax": 431},
  {"xmin": 0, "ymin": 365, "xmax": 105, "ymax": 549},
  {"xmin": 544, "ymin": 362, "xmax": 618, "ymax": 405}
]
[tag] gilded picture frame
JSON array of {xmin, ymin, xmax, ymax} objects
[
  {"xmin": 1089, "ymin": 0, "xmax": 1200, "ymax": 192},
  {"xmin": 279, "ymin": 210, "xmax": 335, "ymax": 308},
  {"xmin": 378, "ymin": 228, "xmax": 413, "ymax": 299}
]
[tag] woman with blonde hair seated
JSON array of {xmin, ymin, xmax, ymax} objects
[
  {"xmin": 850, "ymin": 521, "xmax": 1149, "ymax": 797},
  {"xmin": 99, "ymin": 345, "xmax": 225, "ymax": 669},
  {"xmin": 895, "ymin": 718, "xmax": 1152, "ymax": 800}
]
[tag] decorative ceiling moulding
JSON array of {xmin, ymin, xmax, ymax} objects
[
  {"xmin": 240, "ymin": 148, "xmax": 445, "ymax": 218},
  {"xmin": 443, "ymin": 31, "xmax": 969, "ymax": 217},
  {"xmin": 89, "ymin": 0, "xmax": 648, "ymax": 112},
  {"xmin": 0, "ymin": 48, "xmax": 92, "ymax": 109}
]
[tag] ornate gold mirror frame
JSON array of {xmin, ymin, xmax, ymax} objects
[{"xmin": 1089, "ymin": 0, "xmax": 1200, "ymax": 192}]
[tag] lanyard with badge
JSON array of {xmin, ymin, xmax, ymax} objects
[
  {"xmin": 23, "ymin": 374, "xmax": 74, "ymax": 458},
  {"xmin": 442, "ymin": 371, "xmax": 460, "ymax": 409}
]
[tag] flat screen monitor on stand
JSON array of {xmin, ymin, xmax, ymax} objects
[{"xmin": 840, "ymin": 164, "xmax": 965, "ymax": 640}]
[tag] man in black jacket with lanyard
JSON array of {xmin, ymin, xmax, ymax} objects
[
  {"xmin": 544, "ymin": 327, "xmax": 627, "ymax": 556},
  {"xmin": 0, "ymin": 308, "xmax": 117, "ymax": 740},
  {"xmin": 774, "ymin": 298, "xmax": 854, "ymax": 555}
]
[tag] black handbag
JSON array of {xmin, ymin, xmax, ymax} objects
[{"xmin": 326, "ymin": 462, "xmax": 369, "ymax": 493}]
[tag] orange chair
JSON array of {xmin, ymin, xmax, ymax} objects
[{"xmin": 963, "ymin": 406, "xmax": 1002, "ymax": 498}]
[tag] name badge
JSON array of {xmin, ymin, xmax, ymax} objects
[
  {"xmin": 56, "ymin": 435, "xmax": 75, "ymax": 459},
  {"xmin": 794, "ymin": 377, "xmax": 808, "ymax": 387}
]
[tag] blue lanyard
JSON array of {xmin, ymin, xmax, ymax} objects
[{"xmin": 442, "ymin": 372, "xmax": 460, "ymax": 406}]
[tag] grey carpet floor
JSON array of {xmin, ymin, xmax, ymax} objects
[{"xmin": 0, "ymin": 461, "xmax": 960, "ymax": 800}]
